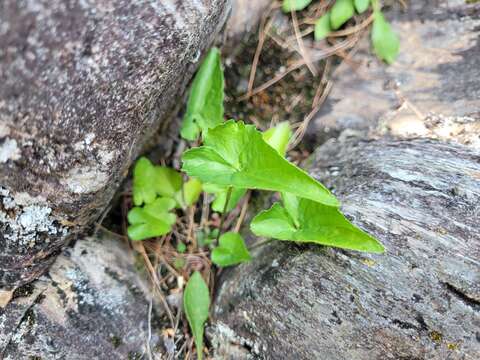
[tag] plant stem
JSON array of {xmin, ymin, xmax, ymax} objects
[{"xmin": 215, "ymin": 186, "xmax": 233, "ymax": 245}]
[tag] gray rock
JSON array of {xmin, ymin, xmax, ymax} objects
[
  {"xmin": 309, "ymin": 0, "xmax": 480, "ymax": 144},
  {"xmin": 211, "ymin": 138, "xmax": 480, "ymax": 360},
  {"xmin": 0, "ymin": 0, "xmax": 230, "ymax": 289},
  {"xmin": 0, "ymin": 233, "xmax": 160, "ymax": 359}
]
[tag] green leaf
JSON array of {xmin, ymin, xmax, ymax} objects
[
  {"xmin": 204, "ymin": 184, "xmax": 247, "ymax": 213},
  {"xmin": 181, "ymin": 121, "xmax": 339, "ymax": 207},
  {"xmin": 282, "ymin": 0, "xmax": 313, "ymax": 12},
  {"xmin": 181, "ymin": 47, "xmax": 224, "ymax": 141},
  {"xmin": 132, "ymin": 157, "xmax": 157, "ymax": 206},
  {"xmin": 184, "ymin": 272, "xmax": 210, "ymax": 360},
  {"xmin": 183, "ymin": 178, "xmax": 202, "ymax": 207},
  {"xmin": 330, "ymin": 0, "xmax": 355, "ymax": 30},
  {"xmin": 354, "ymin": 0, "xmax": 370, "ymax": 13},
  {"xmin": 211, "ymin": 232, "xmax": 251, "ymax": 267},
  {"xmin": 250, "ymin": 194, "xmax": 385, "ymax": 253},
  {"xmin": 156, "ymin": 166, "xmax": 182, "ymax": 198},
  {"xmin": 314, "ymin": 12, "xmax": 332, "ymax": 41},
  {"xmin": 262, "ymin": 121, "xmax": 292, "ymax": 156},
  {"xmin": 127, "ymin": 198, "xmax": 177, "ymax": 241},
  {"xmin": 371, "ymin": 11, "xmax": 400, "ymax": 64}
]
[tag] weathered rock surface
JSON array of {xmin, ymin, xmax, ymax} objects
[
  {"xmin": 0, "ymin": 233, "xmax": 161, "ymax": 359},
  {"xmin": 0, "ymin": 0, "xmax": 230, "ymax": 289},
  {"xmin": 309, "ymin": 0, "xmax": 480, "ymax": 146},
  {"xmin": 211, "ymin": 138, "xmax": 480, "ymax": 359},
  {"xmin": 210, "ymin": 1, "xmax": 480, "ymax": 358}
]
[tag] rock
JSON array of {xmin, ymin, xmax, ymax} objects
[
  {"xmin": 0, "ymin": 0, "xmax": 230, "ymax": 289},
  {"xmin": 225, "ymin": 0, "xmax": 272, "ymax": 41},
  {"xmin": 0, "ymin": 233, "xmax": 161, "ymax": 359},
  {"xmin": 210, "ymin": 138, "xmax": 480, "ymax": 359},
  {"xmin": 308, "ymin": 0, "xmax": 480, "ymax": 145}
]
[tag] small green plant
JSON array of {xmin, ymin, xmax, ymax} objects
[
  {"xmin": 285, "ymin": 0, "xmax": 400, "ymax": 64},
  {"xmin": 127, "ymin": 48, "xmax": 384, "ymax": 358}
]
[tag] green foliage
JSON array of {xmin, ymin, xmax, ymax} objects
[
  {"xmin": 262, "ymin": 121, "xmax": 292, "ymax": 156},
  {"xmin": 181, "ymin": 120, "xmax": 339, "ymax": 207},
  {"xmin": 314, "ymin": 12, "xmax": 332, "ymax": 41},
  {"xmin": 282, "ymin": 0, "xmax": 313, "ymax": 12},
  {"xmin": 251, "ymin": 193, "xmax": 384, "ymax": 253},
  {"xmin": 354, "ymin": 0, "xmax": 370, "ymax": 13},
  {"xmin": 132, "ymin": 157, "xmax": 158, "ymax": 206},
  {"xmin": 127, "ymin": 198, "xmax": 176, "ymax": 241},
  {"xmin": 203, "ymin": 184, "xmax": 247, "ymax": 213},
  {"xmin": 181, "ymin": 47, "xmax": 224, "ymax": 141},
  {"xmin": 371, "ymin": 10, "xmax": 400, "ymax": 64},
  {"xmin": 330, "ymin": 0, "xmax": 355, "ymax": 30},
  {"xmin": 211, "ymin": 232, "xmax": 251, "ymax": 267},
  {"xmin": 184, "ymin": 272, "xmax": 210, "ymax": 360},
  {"xmin": 182, "ymin": 178, "xmax": 203, "ymax": 207}
]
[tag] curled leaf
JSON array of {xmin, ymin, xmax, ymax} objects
[{"xmin": 181, "ymin": 48, "xmax": 224, "ymax": 141}]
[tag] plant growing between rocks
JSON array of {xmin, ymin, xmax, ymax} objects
[{"xmin": 126, "ymin": 47, "xmax": 384, "ymax": 358}]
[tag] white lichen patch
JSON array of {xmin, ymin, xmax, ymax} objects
[
  {"xmin": 61, "ymin": 166, "xmax": 109, "ymax": 194},
  {"xmin": 0, "ymin": 187, "xmax": 68, "ymax": 248},
  {"xmin": 0, "ymin": 138, "xmax": 21, "ymax": 163}
]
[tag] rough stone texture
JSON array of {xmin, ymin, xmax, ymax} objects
[
  {"xmin": 308, "ymin": 0, "xmax": 480, "ymax": 145},
  {"xmin": 225, "ymin": 0, "xmax": 271, "ymax": 41},
  {"xmin": 211, "ymin": 138, "xmax": 480, "ymax": 359},
  {"xmin": 0, "ymin": 233, "xmax": 161, "ymax": 359},
  {"xmin": 0, "ymin": 0, "xmax": 230, "ymax": 289}
]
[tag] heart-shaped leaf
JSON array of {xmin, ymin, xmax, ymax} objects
[
  {"xmin": 184, "ymin": 271, "xmax": 210, "ymax": 360},
  {"xmin": 314, "ymin": 12, "xmax": 332, "ymax": 41},
  {"xmin": 251, "ymin": 193, "xmax": 384, "ymax": 253},
  {"xmin": 354, "ymin": 0, "xmax": 370, "ymax": 13},
  {"xmin": 155, "ymin": 166, "xmax": 182, "ymax": 198},
  {"xmin": 132, "ymin": 157, "xmax": 158, "ymax": 206},
  {"xmin": 330, "ymin": 0, "xmax": 355, "ymax": 30},
  {"xmin": 371, "ymin": 10, "xmax": 399, "ymax": 64},
  {"xmin": 127, "ymin": 198, "xmax": 176, "ymax": 241},
  {"xmin": 181, "ymin": 121, "xmax": 339, "ymax": 207},
  {"xmin": 282, "ymin": 0, "xmax": 313, "ymax": 12},
  {"xmin": 181, "ymin": 47, "xmax": 224, "ymax": 141},
  {"xmin": 211, "ymin": 232, "xmax": 251, "ymax": 267}
]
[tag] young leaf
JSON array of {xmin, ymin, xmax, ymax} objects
[
  {"xmin": 330, "ymin": 0, "xmax": 355, "ymax": 30},
  {"xmin": 181, "ymin": 121, "xmax": 339, "ymax": 207},
  {"xmin": 182, "ymin": 178, "xmax": 203, "ymax": 207},
  {"xmin": 184, "ymin": 272, "xmax": 210, "ymax": 360},
  {"xmin": 181, "ymin": 47, "xmax": 224, "ymax": 141},
  {"xmin": 371, "ymin": 11, "xmax": 400, "ymax": 64},
  {"xmin": 132, "ymin": 157, "xmax": 158, "ymax": 206},
  {"xmin": 314, "ymin": 12, "xmax": 332, "ymax": 41},
  {"xmin": 250, "ymin": 194, "xmax": 384, "ymax": 253},
  {"xmin": 262, "ymin": 121, "xmax": 292, "ymax": 156},
  {"xmin": 354, "ymin": 0, "xmax": 370, "ymax": 13},
  {"xmin": 211, "ymin": 232, "xmax": 251, "ymax": 267},
  {"xmin": 282, "ymin": 0, "xmax": 313, "ymax": 12},
  {"xmin": 127, "ymin": 198, "xmax": 177, "ymax": 241},
  {"xmin": 155, "ymin": 166, "xmax": 182, "ymax": 198}
]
